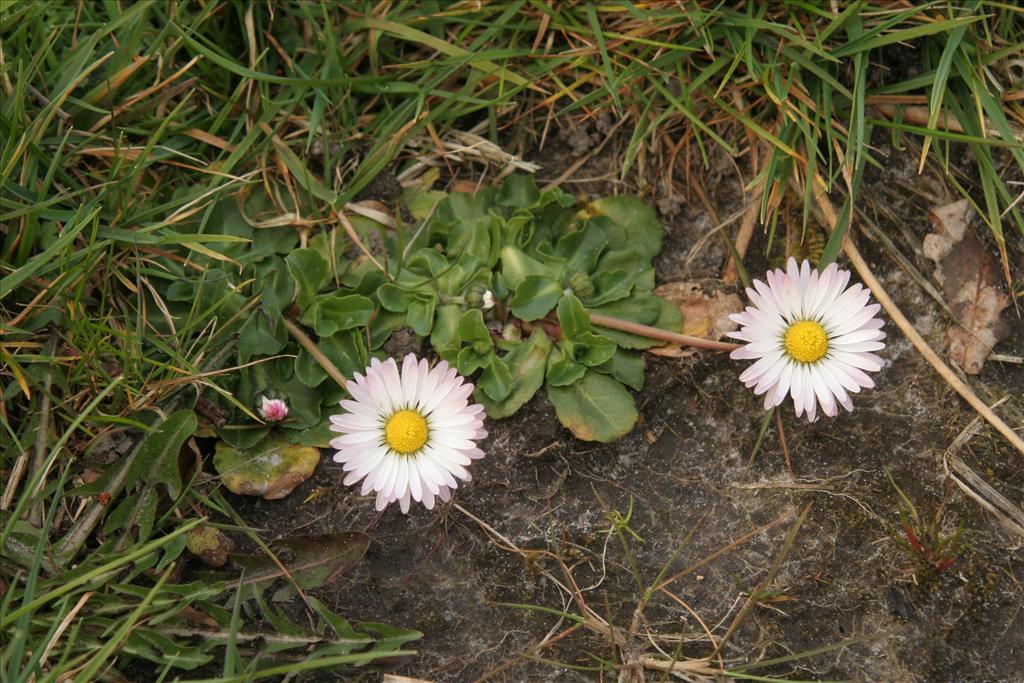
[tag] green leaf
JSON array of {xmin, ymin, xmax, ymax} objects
[
  {"xmin": 596, "ymin": 249, "xmax": 654, "ymax": 292},
  {"xmin": 286, "ymin": 249, "xmax": 329, "ymax": 310},
  {"xmin": 314, "ymin": 293, "xmax": 374, "ymax": 337},
  {"xmin": 499, "ymin": 245, "xmax": 552, "ymax": 288},
  {"xmin": 430, "ymin": 304, "xmax": 462, "ymax": 355},
  {"xmin": 238, "ymin": 314, "xmax": 286, "ymax": 362},
  {"xmin": 556, "ymin": 221, "xmax": 608, "ymax": 274},
  {"xmin": 369, "ymin": 309, "xmax": 407, "ymax": 350},
  {"xmin": 496, "ymin": 174, "xmax": 540, "ymax": 208},
  {"xmin": 590, "ymin": 294, "xmax": 668, "ymax": 349},
  {"xmin": 547, "ymin": 370, "xmax": 638, "ymax": 443},
  {"xmin": 276, "ymin": 375, "xmax": 322, "ymax": 430},
  {"xmin": 457, "ymin": 346, "xmax": 491, "ymax": 375},
  {"xmin": 406, "ymin": 296, "xmax": 436, "ymax": 336},
  {"xmin": 377, "ymin": 284, "xmax": 411, "ymax": 312},
  {"xmin": 556, "ymin": 294, "xmax": 591, "ymax": 338},
  {"xmin": 294, "ymin": 347, "xmax": 328, "ymax": 387},
  {"xmin": 595, "ymin": 349, "xmax": 645, "ymax": 391},
  {"xmin": 293, "ymin": 330, "xmax": 366, "ymax": 389},
  {"xmin": 321, "ymin": 330, "xmax": 368, "ymax": 381},
  {"xmin": 405, "ymin": 188, "xmax": 448, "ymax": 220},
  {"xmin": 127, "ymin": 410, "xmax": 197, "ymax": 498},
  {"xmin": 588, "ymin": 269, "xmax": 634, "ymax": 306},
  {"xmin": 575, "ymin": 332, "xmax": 616, "ymax": 367},
  {"xmin": 458, "ymin": 308, "xmax": 490, "ymax": 343},
  {"xmin": 258, "ymin": 257, "xmax": 296, "ymax": 316},
  {"xmin": 286, "ymin": 417, "xmax": 335, "ymax": 449},
  {"xmin": 477, "ymin": 329, "xmax": 552, "ymax": 418},
  {"xmin": 510, "ymin": 275, "xmax": 562, "ymax": 321},
  {"xmin": 448, "ymin": 215, "xmax": 494, "ymax": 262},
  {"xmin": 229, "ymin": 532, "xmax": 370, "ymax": 597},
  {"xmin": 479, "ymin": 355, "xmax": 514, "ymax": 401},
  {"xmin": 546, "ymin": 345, "xmax": 586, "ymax": 387},
  {"xmin": 588, "ymin": 196, "xmax": 662, "ymax": 260},
  {"xmin": 217, "ymin": 426, "xmax": 270, "ymax": 450}
]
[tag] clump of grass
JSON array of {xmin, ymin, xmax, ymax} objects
[{"xmin": 886, "ymin": 471, "xmax": 966, "ymax": 576}]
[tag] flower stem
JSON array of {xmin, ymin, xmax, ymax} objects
[{"xmin": 588, "ymin": 313, "xmax": 740, "ymax": 352}]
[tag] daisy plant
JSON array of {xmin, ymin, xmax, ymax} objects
[
  {"xmin": 728, "ymin": 258, "xmax": 887, "ymax": 421},
  {"xmin": 184, "ymin": 173, "xmax": 693, "ymax": 456}
]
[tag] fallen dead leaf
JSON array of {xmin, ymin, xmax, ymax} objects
[
  {"xmin": 650, "ymin": 280, "xmax": 743, "ymax": 357},
  {"xmin": 923, "ymin": 199, "xmax": 1011, "ymax": 374}
]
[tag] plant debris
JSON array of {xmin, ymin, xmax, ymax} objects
[
  {"xmin": 648, "ymin": 280, "xmax": 743, "ymax": 358},
  {"xmin": 923, "ymin": 199, "xmax": 1011, "ymax": 374}
]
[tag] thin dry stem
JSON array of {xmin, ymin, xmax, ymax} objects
[{"xmin": 335, "ymin": 209, "xmax": 388, "ymax": 275}]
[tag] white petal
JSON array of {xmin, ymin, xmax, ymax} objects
[
  {"xmin": 408, "ymin": 462, "xmax": 423, "ymax": 502},
  {"xmin": 401, "ymin": 354, "xmax": 419, "ymax": 404}
]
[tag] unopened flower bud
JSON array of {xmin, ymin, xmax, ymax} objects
[
  {"xmin": 565, "ymin": 271, "xmax": 594, "ymax": 299},
  {"xmin": 259, "ymin": 396, "xmax": 289, "ymax": 422},
  {"xmin": 466, "ymin": 284, "xmax": 496, "ymax": 310},
  {"xmin": 502, "ymin": 323, "xmax": 522, "ymax": 342}
]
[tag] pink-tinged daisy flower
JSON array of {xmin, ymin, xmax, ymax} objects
[
  {"xmin": 330, "ymin": 354, "xmax": 487, "ymax": 513},
  {"xmin": 729, "ymin": 258, "xmax": 886, "ymax": 422},
  {"xmin": 258, "ymin": 396, "xmax": 289, "ymax": 422}
]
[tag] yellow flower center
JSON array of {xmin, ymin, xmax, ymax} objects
[
  {"xmin": 784, "ymin": 320, "xmax": 828, "ymax": 363},
  {"xmin": 385, "ymin": 410, "xmax": 428, "ymax": 454}
]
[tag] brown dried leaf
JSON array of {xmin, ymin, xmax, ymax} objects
[
  {"xmin": 924, "ymin": 199, "xmax": 1011, "ymax": 374},
  {"xmin": 650, "ymin": 280, "xmax": 743, "ymax": 357}
]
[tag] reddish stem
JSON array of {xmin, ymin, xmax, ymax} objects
[{"xmin": 588, "ymin": 312, "xmax": 740, "ymax": 352}]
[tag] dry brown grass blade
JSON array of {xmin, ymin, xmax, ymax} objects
[
  {"xmin": 282, "ymin": 318, "xmax": 349, "ymax": 390},
  {"xmin": 942, "ymin": 401, "xmax": 1024, "ymax": 538},
  {"xmin": 88, "ymin": 55, "xmax": 202, "ymax": 132},
  {"xmin": 811, "ymin": 175, "xmax": 1024, "ymax": 457},
  {"xmin": 653, "ymin": 510, "xmax": 796, "ymax": 594},
  {"xmin": 87, "ymin": 54, "xmax": 150, "ymax": 103},
  {"xmin": 183, "ymin": 127, "xmax": 237, "ymax": 152},
  {"xmin": 712, "ymin": 504, "xmax": 812, "ymax": 659},
  {"xmin": 871, "ymin": 102, "xmax": 1024, "ymax": 143},
  {"xmin": 335, "ymin": 209, "xmax": 388, "ymax": 275}
]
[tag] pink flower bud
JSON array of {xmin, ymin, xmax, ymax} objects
[{"xmin": 259, "ymin": 396, "xmax": 288, "ymax": 422}]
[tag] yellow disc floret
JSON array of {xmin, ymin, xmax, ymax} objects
[
  {"xmin": 784, "ymin": 320, "xmax": 828, "ymax": 363},
  {"xmin": 385, "ymin": 410, "xmax": 428, "ymax": 454}
]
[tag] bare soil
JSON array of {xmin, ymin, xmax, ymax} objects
[{"xmin": 223, "ymin": 126, "xmax": 1023, "ymax": 682}]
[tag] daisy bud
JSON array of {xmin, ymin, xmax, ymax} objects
[
  {"xmin": 258, "ymin": 396, "xmax": 289, "ymax": 422},
  {"xmin": 728, "ymin": 258, "xmax": 886, "ymax": 422},
  {"xmin": 466, "ymin": 284, "xmax": 495, "ymax": 310},
  {"xmin": 564, "ymin": 271, "xmax": 594, "ymax": 299}
]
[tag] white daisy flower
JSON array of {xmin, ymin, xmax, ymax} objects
[
  {"xmin": 329, "ymin": 354, "xmax": 487, "ymax": 513},
  {"xmin": 729, "ymin": 258, "xmax": 886, "ymax": 422}
]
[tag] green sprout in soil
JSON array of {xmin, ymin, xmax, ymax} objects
[{"xmin": 886, "ymin": 471, "xmax": 966, "ymax": 576}]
